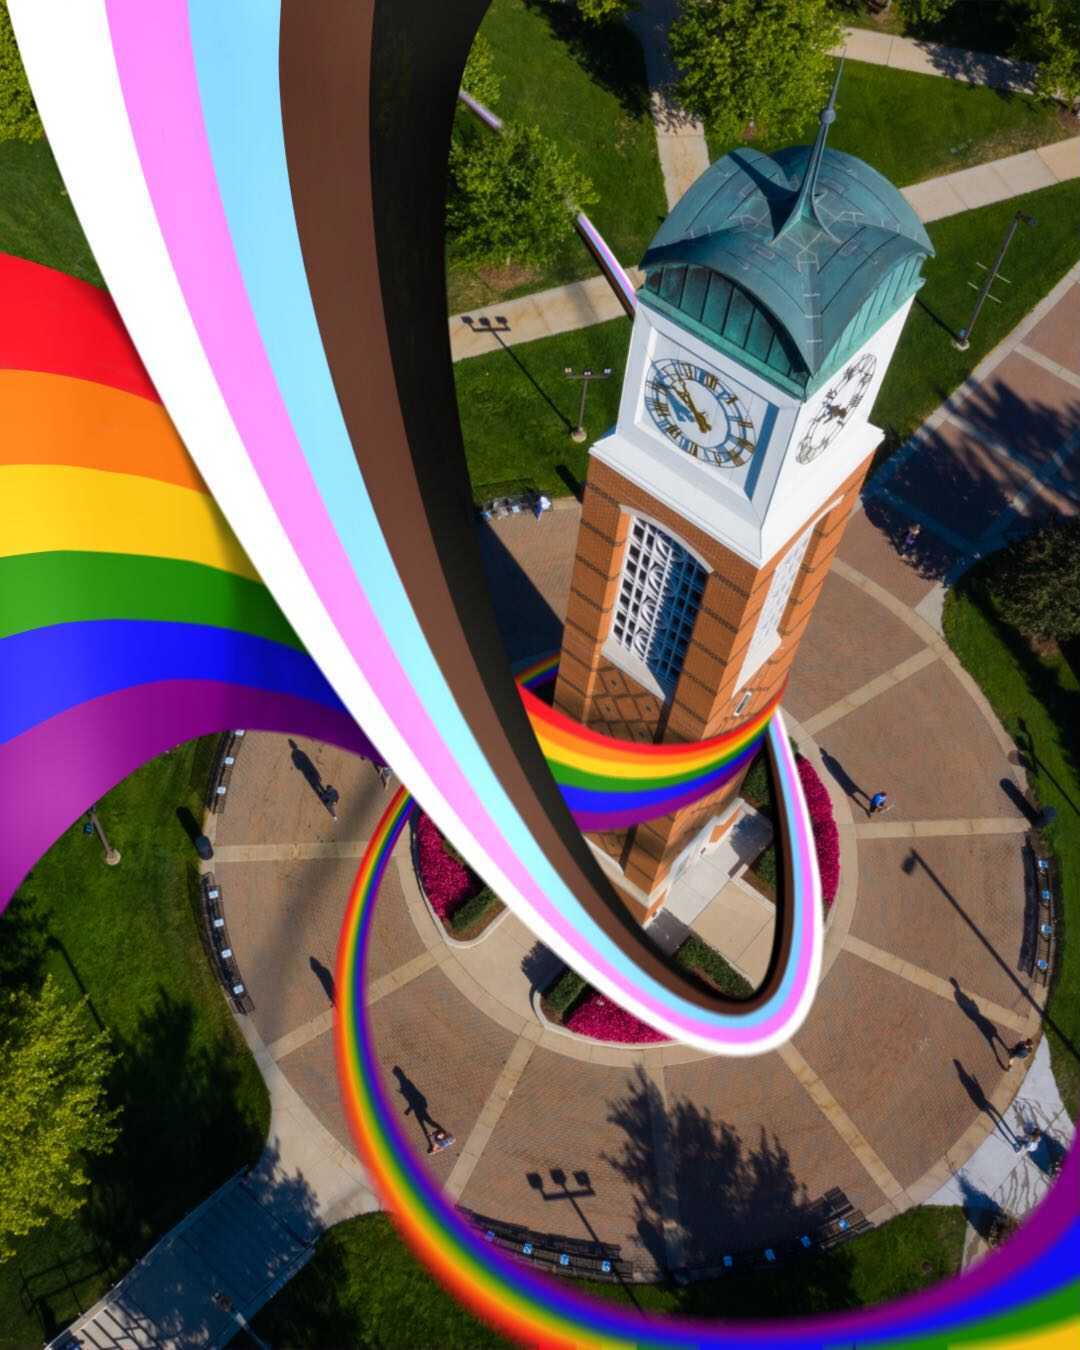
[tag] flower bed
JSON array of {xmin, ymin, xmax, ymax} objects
[
  {"xmin": 796, "ymin": 755, "xmax": 840, "ymax": 908},
  {"xmin": 414, "ymin": 813, "xmax": 503, "ymax": 936},
  {"xmin": 563, "ymin": 990, "xmax": 669, "ymax": 1044}
]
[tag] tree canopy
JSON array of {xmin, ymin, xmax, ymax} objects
[
  {"xmin": 0, "ymin": 0, "xmax": 43, "ymax": 142},
  {"xmin": 447, "ymin": 121, "xmax": 596, "ymax": 269},
  {"xmin": 461, "ymin": 31, "xmax": 502, "ymax": 111},
  {"xmin": 669, "ymin": 0, "xmax": 842, "ymax": 144},
  {"xmin": 985, "ymin": 518, "xmax": 1080, "ymax": 642},
  {"xmin": 0, "ymin": 976, "xmax": 120, "ymax": 1261}
]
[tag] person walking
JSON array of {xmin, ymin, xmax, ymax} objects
[
  {"xmin": 428, "ymin": 1127, "xmax": 456, "ymax": 1154},
  {"xmin": 868, "ymin": 790, "xmax": 892, "ymax": 816},
  {"xmin": 321, "ymin": 784, "xmax": 340, "ymax": 820},
  {"xmin": 1008, "ymin": 1037, "xmax": 1034, "ymax": 1066},
  {"xmin": 901, "ymin": 522, "xmax": 922, "ymax": 556}
]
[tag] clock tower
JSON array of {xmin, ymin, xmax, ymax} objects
[{"xmin": 554, "ymin": 75, "xmax": 933, "ymax": 923}]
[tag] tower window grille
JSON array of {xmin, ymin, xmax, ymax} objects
[{"xmin": 611, "ymin": 518, "xmax": 706, "ymax": 693}]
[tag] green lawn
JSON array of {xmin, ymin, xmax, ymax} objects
[
  {"xmin": 873, "ymin": 180, "xmax": 1080, "ymax": 450},
  {"xmin": 455, "ymin": 316, "xmax": 630, "ymax": 500},
  {"xmin": 0, "ymin": 137, "xmax": 102, "ymax": 286},
  {"xmin": 252, "ymin": 1206, "xmax": 966, "ymax": 1345},
  {"xmin": 453, "ymin": 181, "xmax": 1080, "ymax": 500},
  {"xmin": 0, "ymin": 741, "xmax": 270, "ymax": 1348},
  {"xmin": 448, "ymin": 0, "xmax": 666, "ymax": 312},
  {"xmin": 943, "ymin": 578, "xmax": 1080, "ymax": 1120},
  {"xmin": 707, "ymin": 58, "xmax": 1067, "ymax": 186}
]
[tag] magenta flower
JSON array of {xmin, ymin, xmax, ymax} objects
[
  {"xmin": 415, "ymin": 813, "xmax": 483, "ymax": 921},
  {"xmin": 564, "ymin": 990, "xmax": 669, "ymax": 1044},
  {"xmin": 796, "ymin": 756, "xmax": 841, "ymax": 908}
]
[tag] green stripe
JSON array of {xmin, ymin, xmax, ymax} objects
[
  {"xmin": 906, "ymin": 1281, "xmax": 1080, "ymax": 1347},
  {"xmin": 0, "ymin": 551, "xmax": 302, "ymax": 648}
]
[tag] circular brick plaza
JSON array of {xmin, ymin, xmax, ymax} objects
[{"xmin": 213, "ymin": 500, "xmax": 1047, "ymax": 1278}]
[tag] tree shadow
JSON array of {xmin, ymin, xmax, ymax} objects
[
  {"xmin": 82, "ymin": 988, "xmax": 266, "ymax": 1269},
  {"xmin": 0, "ymin": 886, "xmax": 51, "ymax": 991},
  {"xmin": 864, "ymin": 375, "xmax": 1080, "ymax": 583},
  {"xmin": 604, "ymin": 1067, "xmax": 860, "ymax": 1313},
  {"xmin": 521, "ymin": 0, "xmax": 651, "ymax": 118}
]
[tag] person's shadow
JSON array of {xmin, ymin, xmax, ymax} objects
[
  {"xmin": 950, "ymin": 977, "xmax": 1009, "ymax": 1069},
  {"xmin": 288, "ymin": 738, "xmax": 325, "ymax": 797},
  {"xmin": 954, "ymin": 1059, "xmax": 1020, "ymax": 1148},
  {"xmin": 819, "ymin": 748, "xmax": 868, "ymax": 808},
  {"xmin": 392, "ymin": 1066, "xmax": 446, "ymax": 1149},
  {"xmin": 309, "ymin": 957, "xmax": 335, "ymax": 1006}
]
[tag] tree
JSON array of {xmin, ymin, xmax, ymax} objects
[
  {"xmin": 669, "ymin": 0, "xmax": 842, "ymax": 144},
  {"xmin": 447, "ymin": 122, "xmax": 596, "ymax": 269},
  {"xmin": 460, "ymin": 31, "xmax": 501, "ymax": 111},
  {"xmin": 985, "ymin": 518, "xmax": 1080, "ymax": 642},
  {"xmin": 577, "ymin": 0, "xmax": 637, "ymax": 23},
  {"xmin": 1017, "ymin": 0, "xmax": 1080, "ymax": 115},
  {"xmin": 899, "ymin": 0, "xmax": 958, "ymax": 28},
  {"xmin": 0, "ymin": 0, "xmax": 42, "ymax": 142},
  {"xmin": 0, "ymin": 976, "xmax": 120, "ymax": 1260}
]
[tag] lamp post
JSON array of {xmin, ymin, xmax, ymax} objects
[
  {"xmin": 84, "ymin": 804, "xmax": 121, "ymax": 866},
  {"xmin": 953, "ymin": 211, "xmax": 1037, "ymax": 351},
  {"xmin": 563, "ymin": 366, "xmax": 613, "ymax": 442}
]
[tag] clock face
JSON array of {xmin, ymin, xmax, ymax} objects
[
  {"xmin": 796, "ymin": 353, "xmax": 877, "ymax": 465},
  {"xmin": 643, "ymin": 357, "xmax": 757, "ymax": 468}
]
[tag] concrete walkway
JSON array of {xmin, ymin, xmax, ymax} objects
[{"xmin": 449, "ymin": 136, "xmax": 1079, "ymax": 359}]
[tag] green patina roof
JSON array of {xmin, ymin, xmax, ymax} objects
[{"xmin": 639, "ymin": 134, "xmax": 934, "ymax": 383}]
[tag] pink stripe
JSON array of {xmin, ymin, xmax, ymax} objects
[
  {"xmin": 0, "ymin": 680, "xmax": 374, "ymax": 908},
  {"xmin": 102, "ymin": 4, "xmax": 812, "ymax": 1045}
]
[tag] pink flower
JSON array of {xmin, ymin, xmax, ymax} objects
[
  {"xmin": 415, "ymin": 814, "xmax": 483, "ymax": 920},
  {"xmin": 564, "ymin": 991, "xmax": 669, "ymax": 1044},
  {"xmin": 796, "ymin": 757, "xmax": 841, "ymax": 908}
]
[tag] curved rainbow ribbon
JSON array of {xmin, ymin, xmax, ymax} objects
[
  {"xmin": 6, "ymin": 4, "xmax": 1077, "ymax": 1344},
  {"xmin": 0, "ymin": 254, "xmax": 381, "ymax": 898},
  {"xmin": 6, "ymin": 0, "xmax": 820, "ymax": 1056},
  {"xmin": 335, "ymin": 782, "xmax": 1080, "ymax": 1350}
]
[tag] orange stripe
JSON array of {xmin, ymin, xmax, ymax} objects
[{"xmin": 0, "ymin": 369, "xmax": 206, "ymax": 493}]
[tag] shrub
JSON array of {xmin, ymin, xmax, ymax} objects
[
  {"xmin": 448, "ymin": 886, "xmax": 503, "ymax": 935},
  {"xmin": 545, "ymin": 967, "xmax": 587, "ymax": 1017},
  {"xmin": 460, "ymin": 31, "xmax": 501, "ymax": 110},
  {"xmin": 0, "ymin": 0, "xmax": 43, "ymax": 142},
  {"xmin": 564, "ymin": 990, "xmax": 668, "ymax": 1044},
  {"xmin": 796, "ymin": 755, "xmax": 841, "ymax": 907},
  {"xmin": 447, "ymin": 122, "xmax": 596, "ymax": 269},
  {"xmin": 984, "ymin": 518, "xmax": 1080, "ymax": 642},
  {"xmin": 675, "ymin": 935, "xmax": 754, "ymax": 998}
]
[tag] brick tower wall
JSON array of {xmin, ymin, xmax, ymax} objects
[{"xmin": 554, "ymin": 454, "xmax": 872, "ymax": 920}]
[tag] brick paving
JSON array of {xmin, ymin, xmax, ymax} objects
[
  {"xmin": 792, "ymin": 952, "xmax": 1020, "ymax": 1191},
  {"xmin": 852, "ymin": 837, "xmax": 1035, "ymax": 1022},
  {"xmin": 1023, "ymin": 280, "xmax": 1080, "ymax": 371},
  {"xmin": 817, "ymin": 660, "xmax": 1027, "ymax": 824},
  {"xmin": 216, "ymin": 259, "xmax": 1080, "ymax": 1280},
  {"xmin": 784, "ymin": 571, "xmax": 926, "ymax": 724}
]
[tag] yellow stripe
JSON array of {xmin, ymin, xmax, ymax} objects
[{"xmin": 1, "ymin": 464, "xmax": 259, "ymax": 581}]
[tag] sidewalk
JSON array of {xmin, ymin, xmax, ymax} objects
[{"xmin": 449, "ymin": 135, "xmax": 1078, "ymax": 359}]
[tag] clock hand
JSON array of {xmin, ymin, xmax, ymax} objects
[{"xmin": 672, "ymin": 379, "xmax": 711, "ymax": 435}]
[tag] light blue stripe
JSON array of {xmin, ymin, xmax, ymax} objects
[{"xmin": 185, "ymin": 0, "xmax": 797, "ymax": 1031}]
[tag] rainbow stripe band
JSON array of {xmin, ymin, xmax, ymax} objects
[{"xmin": 336, "ymin": 779, "xmax": 1080, "ymax": 1350}]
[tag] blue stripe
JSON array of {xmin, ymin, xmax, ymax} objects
[{"xmin": 0, "ymin": 619, "xmax": 344, "ymax": 743}]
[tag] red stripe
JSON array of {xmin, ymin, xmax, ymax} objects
[{"xmin": 0, "ymin": 254, "xmax": 160, "ymax": 403}]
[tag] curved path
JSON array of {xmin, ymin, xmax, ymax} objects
[{"xmin": 217, "ymin": 495, "xmax": 1050, "ymax": 1276}]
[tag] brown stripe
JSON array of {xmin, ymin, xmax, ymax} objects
[{"xmin": 278, "ymin": 0, "xmax": 793, "ymax": 1015}]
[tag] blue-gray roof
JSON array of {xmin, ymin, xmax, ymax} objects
[{"xmin": 639, "ymin": 144, "xmax": 933, "ymax": 381}]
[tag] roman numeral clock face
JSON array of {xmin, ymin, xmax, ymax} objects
[{"xmin": 643, "ymin": 357, "xmax": 757, "ymax": 468}]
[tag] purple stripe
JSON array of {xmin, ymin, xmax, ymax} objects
[{"xmin": 0, "ymin": 680, "xmax": 377, "ymax": 906}]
